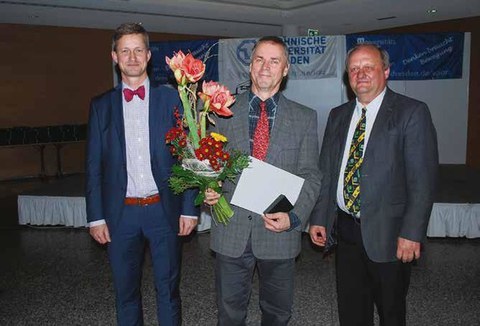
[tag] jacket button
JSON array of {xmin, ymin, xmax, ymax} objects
[{"xmin": 248, "ymin": 215, "xmax": 252, "ymax": 220}]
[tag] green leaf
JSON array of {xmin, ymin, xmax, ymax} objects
[{"xmin": 194, "ymin": 192, "xmax": 205, "ymax": 206}]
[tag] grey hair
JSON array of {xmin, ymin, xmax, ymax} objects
[
  {"xmin": 252, "ymin": 36, "xmax": 289, "ymax": 62},
  {"xmin": 345, "ymin": 43, "xmax": 390, "ymax": 71}
]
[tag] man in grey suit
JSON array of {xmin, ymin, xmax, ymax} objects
[
  {"xmin": 309, "ymin": 44, "xmax": 438, "ymax": 326},
  {"xmin": 204, "ymin": 36, "xmax": 321, "ymax": 325}
]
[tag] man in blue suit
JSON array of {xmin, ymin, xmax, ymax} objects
[
  {"xmin": 309, "ymin": 44, "xmax": 438, "ymax": 325},
  {"xmin": 86, "ymin": 23, "xmax": 198, "ymax": 326}
]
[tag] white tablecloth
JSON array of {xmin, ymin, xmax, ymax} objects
[
  {"xmin": 427, "ymin": 203, "xmax": 480, "ymax": 238},
  {"xmin": 18, "ymin": 195, "xmax": 87, "ymax": 227},
  {"xmin": 18, "ymin": 196, "xmax": 480, "ymax": 238},
  {"xmin": 18, "ymin": 195, "xmax": 213, "ymax": 231}
]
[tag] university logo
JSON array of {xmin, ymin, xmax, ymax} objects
[{"xmin": 236, "ymin": 39, "xmax": 256, "ymax": 66}]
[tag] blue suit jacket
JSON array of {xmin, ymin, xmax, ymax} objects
[{"xmin": 85, "ymin": 83, "xmax": 198, "ymax": 233}]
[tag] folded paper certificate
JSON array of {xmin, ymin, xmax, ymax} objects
[{"xmin": 230, "ymin": 157, "xmax": 304, "ymax": 215}]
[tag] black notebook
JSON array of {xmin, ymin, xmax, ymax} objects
[{"xmin": 263, "ymin": 194, "xmax": 294, "ymax": 214}]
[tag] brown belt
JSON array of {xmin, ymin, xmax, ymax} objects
[{"xmin": 124, "ymin": 193, "xmax": 160, "ymax": 206}]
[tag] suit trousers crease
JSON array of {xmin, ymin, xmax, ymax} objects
[
  {"xmin": 108, "ymin": 202, "xmax": 181, "ymax": 326},
  {"xmin": 215, "ymin": 237, "xmax": 295, "ymax": 326},
  {"xmin": 336, "ymin": 211, "xmax": 411, "ymax": 326}
]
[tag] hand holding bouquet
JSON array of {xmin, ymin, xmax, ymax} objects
[{"xmin": 165, "ymin": 50, "xmax": 250, "ymax": 225}]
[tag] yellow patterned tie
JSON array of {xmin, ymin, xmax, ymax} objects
[{"xmin": 344, "ymin": 108, "xmax": 366, "ymax": 216}]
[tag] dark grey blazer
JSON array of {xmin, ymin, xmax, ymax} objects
[
  {"xmin": 210, "ymin": 91, "xmax": 322, "ymax": 259},
  {"xmin": 310, "ymin": 88, "xmax": 438, "ymax": 263}
]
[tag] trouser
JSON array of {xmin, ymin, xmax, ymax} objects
[
  {"xmin": 108, "ymin": 202, "xmax": 181, "ymax": 326},
  {"xmin": 336, "ymin": 210, "xmax": 411, "ymax": 326},
  {"xmin": 215, "ymin": 238, "xmax": 295, "ymax": 326}
]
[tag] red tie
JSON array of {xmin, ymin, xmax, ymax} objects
[
  {"xmin": 123, "ymin": 86, "xmax": 145, "ymax": 102},
  {"xmin": 252, "ymin": 101, "xmax": 269, "ymax": 161}
]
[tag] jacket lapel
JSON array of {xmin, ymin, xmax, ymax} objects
[
  {"xmin": 149, "ymin": 85, "xmax": 162, "ymax": 160},
  {"xmin": 267, "ymin": 94, "xmax": 292, "ymax": 163},
  {"xmin": 336, "ymin": 101, "xmax": 355, "ymax": 171},
  {"xmin": 111, "ymin": 86, "xmax": 127, "ymax": 163},
  {"xmin": 363, "ymin": 88, "xmax": 395, "ymax": 164},
  {"xmin": 228, "ymin": 92, "xmax": 251, "ymax": 153}
]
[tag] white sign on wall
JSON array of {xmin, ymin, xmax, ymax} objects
[{"xmin": 218, "ymin": 36, "xmax": 340, "ymax": 94}]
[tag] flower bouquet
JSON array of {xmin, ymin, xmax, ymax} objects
[{"xmin": 165, "ymin": 50, "xmax": 250, "ymax": 225}]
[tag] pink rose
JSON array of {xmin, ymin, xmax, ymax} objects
[
  {"xmin": 199, "ymin": 81, "xmax": 235, "ymax": 117},
  {"xmin": 199, "ymin": 80, "xmax": 220, "ymax": 102},
  {"xmin": 165, "ymin": 51, "xmax": 187, "ymax": 85},
  {"xmin": 182, "ymin": 53, "xmax": 206, "ymax": 83},
  {"xmin": 165, "ymin": 50, "xmax": 185, "ymax": 70},
  {"xmin": 165, "ymin": 51, "xmax": 205, "ymax": 86}
]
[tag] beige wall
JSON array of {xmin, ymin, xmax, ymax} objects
[{"xmin": 0, "ymin": 24, "xmax": 212, "ymax": 180}]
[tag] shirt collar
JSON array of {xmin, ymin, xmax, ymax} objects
[
  {"xmin": 249, "ymin": 91, "xmax": 280, "ymax": 112},
  {"xmin": 355, "ymin": 87, "xmax": 386, "ymax": 115},
  {"xmin": 122, "ymin": 78, "xmax": 150, "ymax": 93}
]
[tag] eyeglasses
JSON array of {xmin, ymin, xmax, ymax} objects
[
  {"xmin": 117, "ymin": 48, "xmax": 148, "ymax": 57},
  {"xmin": 348, "ymin": 65, "xmax": 376, "ymax": 74}
]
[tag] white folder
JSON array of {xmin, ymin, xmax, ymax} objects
[{"xmin": 230, "ymin": 156, "xmax": 305, "ymax": 215}]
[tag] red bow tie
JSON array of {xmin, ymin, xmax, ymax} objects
[{"xmin": 123, "ymin": 86, "xmax": 145, "ymax": 102}]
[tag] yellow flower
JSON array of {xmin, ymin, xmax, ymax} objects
[{"xmin": 211, "ymin": 132, "xmax": 227, "ymax": 142}]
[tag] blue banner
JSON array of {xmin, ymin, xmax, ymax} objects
[
  {"xmin": 346, "ymin": 33, "xmax": 464, "ymax": 80},
  {"xmin": 149, "ymin": 39, "xmax": 219, "ymax": 85}
]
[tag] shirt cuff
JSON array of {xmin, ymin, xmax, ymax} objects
[
  {"xmin": 88, "ymin": 215, "xmax": 197, "ymax": 227},
  {"xmin": 286, "ymin": 212, "xmax": 301, "ymax": 232},
  {"xmin": 181, "ymin": 215, "xmax": 198, "ymax": 220},
  {"xmin": 88, "ymin": 219, "xmax": 106, "ymax": 227}
]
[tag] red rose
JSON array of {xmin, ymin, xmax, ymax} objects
[{"xmin": 182, "ymin": 53, "xmax": 206, "ymax": 83}]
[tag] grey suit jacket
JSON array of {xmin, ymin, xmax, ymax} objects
[
  {"xmin": 310, "ymin": 88, "xmax": 438, "ymax": 263},
  {"xmin": 210, "ymin": 91, "xmax": 322, "ymax": 259}
]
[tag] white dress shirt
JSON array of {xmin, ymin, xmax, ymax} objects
[{"xmin": 123, "ymin": 80, "xmax": 159, "ymax": 198}]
